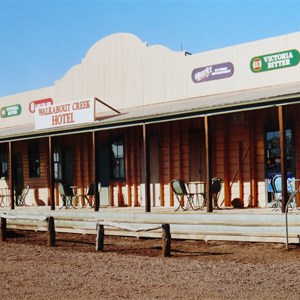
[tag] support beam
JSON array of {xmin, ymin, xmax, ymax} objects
[
  {"xmin": 249, "ymin": 115, "xmax": 258, "ymax": 207},
  {"xmin": 204, "ymin": 116, "xmax": 213, "ymax": 212},
  {"xmin": 93, "ymin": 131, "xmax": 100, "ymax": 211},
  {"xmin": 278, "ymin": 105, "xmax": 287, "ymax": 212},
  {"xmin": 48, "ymin": 136, "xmax": 55, "ymax": 210},
  {"xmin": 143, "ymin": 124, "xmax": 151, "ymax": 212},
  {"xmin": 8, "ymin": 141, "xmax": 14, "ymax": 210}
]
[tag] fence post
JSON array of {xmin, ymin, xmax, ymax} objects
[
  {"xmin": 47, "ymin": 217, "xmax": 56, "ymax": 247},
  {"xmin": 0, "ymin": 217, "xmax": 7, "ymax": 242},
  {"xmin": 96, "ymin": 223, "xmax": 104, "ymax": 251},
  {"xmin": 162, "ymin": 223, "xmax": 171, "ymax": 257}
]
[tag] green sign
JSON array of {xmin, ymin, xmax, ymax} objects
[
  {"xmin": 250, "ymin": 49, "xmax": 300, "ymax": 73},
  {"xmin": 1, "ymin": 104, "xmax": 22, "ymax": 118}
]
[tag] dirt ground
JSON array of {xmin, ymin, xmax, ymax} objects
[{"xmin": 0, "ymin": 230, "xmax": 300, "ymax": 300}]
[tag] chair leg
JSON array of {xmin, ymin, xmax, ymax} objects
[
  {"xmin": 213, "ymin": 195, "xmax": 221, "ymax": 209},
  {"xmin": 175, "ymin": 196, "xmax": 187, "ymax": 211}
]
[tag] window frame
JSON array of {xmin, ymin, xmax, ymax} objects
[
  {"xmin": 28, "ymin": 141, "xmax": 41, "ymax": 178},
  {"xmin": 0, "ymin": 145, "xmax": 8, "ymax": 179},
  {"xmin": 110, "ymin": 138, "xmax": 125, "ymax": 181}
]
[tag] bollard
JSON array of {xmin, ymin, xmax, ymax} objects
[
  {"xmin": 0, "ymin": 217, "xmax": 7, "ymax": 242},
  {"xmin": 162, "ymin": 223, "xmax": 171, "ymax": 257},
  {"xmin": 47, "ymin": 216, "xmax": 56, "ymax": 247},
  {"xmin": 96, "ymin": 223, "xmax": 104, "ymax": 251}
]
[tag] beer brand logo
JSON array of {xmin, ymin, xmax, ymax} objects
[{"xmin": 250, "ymin": 49, "xmax": 300, "ymax": 73}]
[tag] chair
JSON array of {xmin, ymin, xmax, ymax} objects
[
  {"xmin": 0, "ymin": 189, "xmax": 4, "ymax": 207},
  {"xmin": 171, "ymin": 179, "xmax": 204, "ymax": 211},
  {"xmin": 16, "ymin": 185, "xmax": 30, "ymax": 206},
  {"xmin": 83, "ymin": 183, "xmax": 95, "ymax": 208},
  {"xmin": 271, "ymin": 175, "xmax": 282, "ymax": 211},
  {"xmin": 58, "ymin": 183, "xmax": 76, "ymax": 209},
  {"xmin": 271, "ymin": 176, "xmax": 300, "ymax": 211},
  {"xmin": 211, "ymin": 177, "xmax": 223, "ymax": 209}
]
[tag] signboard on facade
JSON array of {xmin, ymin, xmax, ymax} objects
[
  {"xmin": 250, "ymin": 49, "xmax": 300, "ymax": 73},
  {"xmin": 1, "ymin": 104, "xmax": 22, "ymax": 118},
  {"xmin": 191, "ymin": 62, "xmax": 234, "ymax": 83},
  {"xmin": 29, "ymin": 98, "xmax": 53, "ymax": 113},
  {"xmin": 35, "ymin": 98, "xmax": 95, "ymax": 130}
]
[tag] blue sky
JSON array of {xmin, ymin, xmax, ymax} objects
[{"xmin": 1, "ymin": 0, "xmax": 300, "ymax": 97}]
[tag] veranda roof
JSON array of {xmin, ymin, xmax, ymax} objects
[{"xmin": 1, "ymin": 81, "xmax": 300, "ymax": 142}]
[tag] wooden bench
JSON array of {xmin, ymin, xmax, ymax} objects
[
  {"xmin": 0, "ymin": 214, "xmax": 55, "ymax": 246},
  {"xmin": 96, "ymin": 220, "xmax": 171, "ymax": 257}
]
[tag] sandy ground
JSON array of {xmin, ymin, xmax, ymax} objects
[{"xmin": 0, "ymin": 230, "xmax": 300, "ymax": 300}]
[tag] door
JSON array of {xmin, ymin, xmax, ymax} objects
[
  {"xmin": 149, "ymin": 136, "xmax": 160, "ymax": 206},
  {"xmin": 265, "ymin": 128, "xmax": 295, "ymax": 203},
  {"xmin": 189, "ymin": 130, "xmax": 206, "ymax": 182},
  {"xmin": 62, "ymin": 148, "xmax": 74, "ymax": 186},
  {"xmin": 13, "ymin": 153, "xmax": 24, "ymax": 204},
  {"xmin": 97, "ymin": 142, "xmax": 110, "ymax": 206}
]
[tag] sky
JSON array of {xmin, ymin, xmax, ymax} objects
[{"xmin": 1, "ymin": 0, "xmax": 300, "ymax": 97}]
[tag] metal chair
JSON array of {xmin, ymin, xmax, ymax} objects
[
  {"xmin": 270, "ymin": 175, "xmax": 282, "ymax": 211},
  {"xmin": 171, "ymin": 179, "xmax": 205, "ymax": 211},
  {"xmin": 0, "ymin": 189, "xmax": 4, "ymax": 207},
  {"xmin": 272, "ymin": 176, "xmax": 300, "ymax": 211},
  {"xmin": 58, "ymin": 183, "xmax": 76, "ymax": 209},
  {"xmin": 83, "ymin": 183, "xmax": 95, "ymax": 208},
  {"xmin": 211, "ymin": 177, "xmax": 223, "ymax": 209},
  {"xmin": 16, "ymin": 185, "xmax": 30, "ymax": 206}
]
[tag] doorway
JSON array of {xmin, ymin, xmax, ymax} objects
[{"xmin": 265, "ymin": 128, "xmax": 295, "ymax": 203}]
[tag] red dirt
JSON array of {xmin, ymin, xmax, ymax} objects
[{"xmin": 1, "ymin": 230, "xmax": 300, "ymax": 299}]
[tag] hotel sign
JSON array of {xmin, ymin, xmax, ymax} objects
[
  {"xmin": 35, "ymin": 98, "xmax": 95, "ymax": 130},
  {"xmin": 1, "ymin": 104, "xmax": 22, "ymax": 118},
  {"xmin": 250, "ymin": 49, "xmax": 300, "ymax": 73},
  {"xmin": 29, "ymin": 98, "xmax": 53, "ymax": 113},
  {"xmin": 192, "ymin": 62, "xmax": 234, "ymax": 83}
]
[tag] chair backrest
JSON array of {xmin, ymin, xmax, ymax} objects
[
  {"xmin": 87, "ymin": 183, "xmax": 95, "ymax": 196},
  {"xmin": 171, "ymin": 179, "xmax": 188, "ymax": 196},
  {"xmin": 271, "ymin": 175, "xmax": 282, "ymax": 194},
  {"xmin": 58, "ymin": 183, "xmax": 66, "ymax": 197},
  {"xmin": 22, "ymin": 185, "xmax": 30, "ymax": 197},
  {"xmin": 211, "ymin": 177, "xmax": 222, "ymax": 194}
]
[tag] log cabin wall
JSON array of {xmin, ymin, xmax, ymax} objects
[
  {"xmin": 213, "ymin": 109, "xmax": 272, "ymax": 207},
  {"xmin": 8, "ymin": 138, "xmax": 50, "ymax": 206},
  {"xmin": 5, "ymin": 103, "xmax": 300, "ymax": 209}
]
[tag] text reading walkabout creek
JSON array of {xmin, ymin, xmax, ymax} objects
[{"xmin": 35, "ymin": 99, "xmax": 94, "ymax": 130}]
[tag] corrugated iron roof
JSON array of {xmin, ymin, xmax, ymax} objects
[{"xmin": 1, "ymin": 81, "xmax": 300, "ymax": 142}]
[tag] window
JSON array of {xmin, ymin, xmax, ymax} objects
[
  {"xmin": 53, "ymin": 145, "xmax": 62, "ymax": 181},
  {"xmin": 0, "ymin": 145, "xmax": 8, "ymax": 179},
  {"xmin": 28, "ymin": 141, "xmax": 40, "ymax": 178},
  {"xmin": 111, "ymin": 139, "xmax": 125, "ymax": 180}
]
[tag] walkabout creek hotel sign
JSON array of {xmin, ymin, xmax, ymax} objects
[
  {"xmin": 251, "ymin": 49, "xmax": 300, "ymax": 73},
  {"xmin": 35, "ymin": 98, "xmax": 95, "ymax": 130}
]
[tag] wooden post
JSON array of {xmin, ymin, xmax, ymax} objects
[
  {"xmin": 47, "ymin": 217, "xmax": 56, "ymax": 247},
  {"xmin": 204, "ymin": 116, "xmax": 213, "ymax": 212},
  {"xmin": 93, "ymin": 131, "xmax": 100, "ymax": 212},
  {"xmin": 1, "ymin": 217, "xmax": 7, "ymax": 242},
  {"xmin": 8, "ymin": 141, "xmax": 14, "ymax": 210},
  {"xmin": 278, "ymin": 105, "xmax": 287, "ymax": 212},
  {"xmin": 96, "ymin": 223, "xmax": 104, "ymax": 251},
  {"xmin": 48, "ymin": 136, "xmax": 55, "ymax": 210},
  {"xmin": 143, "ymin": 124, "xmax": 151, "ymax": 212},
  {"xmin": 162, "ymin": 223, "xmax": 171, "ymax": 257}
]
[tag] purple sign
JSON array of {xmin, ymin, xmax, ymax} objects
[{"xmin": 191, "ymin": 62, "xmax": 234, "ymax": 83}]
